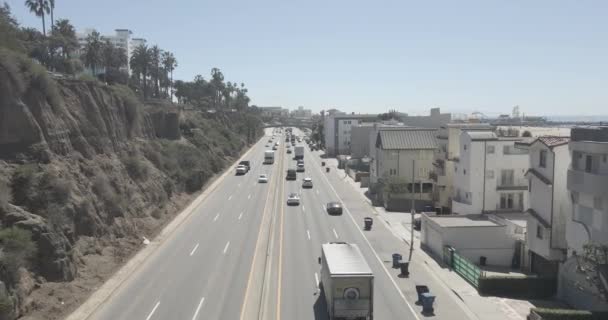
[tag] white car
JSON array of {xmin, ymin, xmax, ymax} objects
[
  {"xmin": 302, "ymin": 177, "xmax": 313, "ymax": 188},
  {"xmin": 286, "ymin": 193, "xmax": 300, "ymax": 206},
  {"xmin": 258, "ymin": 174, "xmax": 268, "ymax": 183},
  {"xmin": 236, "ymin": 165, "xmax": 247, "ymax": 175}
]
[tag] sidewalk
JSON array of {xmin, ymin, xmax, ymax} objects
[{"xmin": 320, "ymin": 154, "xmax": 543, "ymax": 320}]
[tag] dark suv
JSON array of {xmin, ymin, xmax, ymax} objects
[{"xmin": 286, "ymin": 169, "xmax": 297, "ymax": 180}]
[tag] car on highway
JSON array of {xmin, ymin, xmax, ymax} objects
[
  {"xmin": 258, "ymin": 174, "xmax": 268, "ymax": 183},
  {"xmin": 302, "ymin": 177, "xmax": 313, "ymax": 188},
  {"xmin": 287, "ymin": 149, "xmax": 292, "ymax": 154},
  {"xmin": 297, "ymin": 162, "xmax": 305, "ymax": 172},
  {"xmin": 326, "ymin": 202, "xmax": 343, "ymax": 215},
  {"xmin": 272, "ymin": 145, "xmax": 278, "ymax": 150},
  {"xmin": 287, "ymin": 193, "xmax": 300, "ymax": 206},
  {"xmin": 236, "ymin": 165, "xmax": 247, "ymax": 175}
]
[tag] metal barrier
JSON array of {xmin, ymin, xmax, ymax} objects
[{"xmin": 443, "ymin": 246, "xmax": 484, "ymax": 288}]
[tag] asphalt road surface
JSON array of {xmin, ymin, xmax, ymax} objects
[{"xmin": 89, "ymin": 128, "xmax": 468, "ymax": 320}]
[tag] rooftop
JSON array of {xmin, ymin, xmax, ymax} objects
[
  {"xmin": 376, "ymin": 129, "xmax": 438, "ymax": 150},
  {"xmin": 537, "ymin": 136, "xmax": 570, "ymax": 148},
  {"xmin": 445, "ymin": 123, "xmax": 494, "ymax": 129},
  {"xmin": 467, "ymin": 131, "xmax": 498, "ymax": 141},
  {"xmin": 571, "ymin": 126, "xmax": 608, "ymax": 143},
  {"xmin": 426, "ymin": 214, "xmax": 501, "ymax": 227}
]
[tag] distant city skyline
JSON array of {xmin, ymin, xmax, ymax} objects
[{"xmin": 6, "ymin": 0, "xmax": 608, "ymax": 116}]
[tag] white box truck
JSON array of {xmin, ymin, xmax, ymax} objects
[
  {"xmin": 264, "ymin": 150, "xmax": 275, "ymax": 164},
  {"xmin": 295, "ymin": 146, "xmax": 304, "ymax": 160},
  {"xmin": 320, "ymin": 242, "xmax": 374, "ymax": 320}
]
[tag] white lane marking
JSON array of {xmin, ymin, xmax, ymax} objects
[
  {"xmin": 145, "ymin": 301, "xmax": 160, "ymax": 320},
  {"xmin": 314, "ymin": 273, "xmax": 319, "ymax": 287},
  {"xmin": 238, "ymin": 212, "xmax": 244, "ymax": 220},
  {"xmin": 228, "ymin": 195, "xmax": 233, "ymax": 201},
  {"xmin": 316, "ymin": 189, "xmax": 319, "ymax": 195},
  {"xmin": 307, "ymin": 230, "xmax": 311, "ymax": 240},
  {"xmin": 223, "ymin": 241, "xmax": 230, "ymax": 254},
  {"xmin": 315, "ymin": 159, "xmax": 421, "ymax": 320},
  {"xmin": 248, "ymin": 194, "xmax": 251, "ymax": 199},
  {"xmin": 189, "ymin": 243, "xmax": 199, "ymax": 256},
  {"xmin": 333, "ymin": 228, "xmax": 339, "ymax": 239},
  {"xmin": 238, "ymin": 183, "xmax": 241, "ymax": 187},
  {"xmin": 191, "ymin": 297, "xmax": 205, "ymax": 320},
  {"xmin": 302, "ymin": 206, "xmax": 305, "ymax": 212},
  {"xmin": 213, "ymin": 213, "xmax": 220, "ymax": 222}
]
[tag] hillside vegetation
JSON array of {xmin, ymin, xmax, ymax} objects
[{"xmin": 0, "ymin": 7, "xmax": 263, "ymax": 318}]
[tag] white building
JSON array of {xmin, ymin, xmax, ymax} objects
[
  {"xmin": 421, "ymin": 213, "xmax": 527, "ymax": 267},
  {"xmin": 452, "ymin": 130, "xmax": 530, "ymax": 215},
  {"xmin": 77, "ymin": 28, "xmax": 146, "ymax": 74},
  {"xmin": 433, "ymin": 123, "xmax": 494, "ymax": 213},
  {"xmin": 291, "ymin": 106, "xmax": 312, "ymax": 119},
  {"xmin": 323, "ymin": 113, "xmax": 378, "ymax": 156},
  {"xmin": 516, "ymin": 137, "xmax": 571, "ymax": 276},
  {"xmin": 371, "ymin": 128, "xmax": 437, "ymax": 211},
  {"xmin": 368, "ymin": 123, "xmax": 411, "ymax": 184},
  {"xmin": 350, "ymin": 124, "xmax": 375, "ymax": 159},
  {"xmin": 559, "ymin": 126, "xmax": 608, "ymax": 311},
  {"xmin": 399, "ymin": 107, "xmax": 452, "ymax": 128}
]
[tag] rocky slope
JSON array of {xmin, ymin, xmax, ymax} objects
[{"xmin": 0, "ymin": 51, "xmax": 263, "ymax": 319}]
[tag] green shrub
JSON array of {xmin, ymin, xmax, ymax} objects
[
  {"xmin": 122, "ymin": 155, "xmax": 148, "ymax": 181},
  {"xmin": 478, "ymin": 275, "xmax": 556, "ymax": 298},
  {"xmin": 0, "ymin": 294, "xmax": 14, "ymax": 319},
  {"xmin": 530, "ymin": 307, "xmax": 608, "ymax": 320},
  {"xmin": 92, "ymin": 174, "xmax": 124, "ymax": 217},
  {"xmin": 0, "ymin": 227, "xmax": 37, "ymax": 284},
  {"xmin": 0, "ymin": 179, "xmax": 11, "ymax": 211},
  {"xmin": 11, "ymin": 164, "xmax": 38, "ymax": 206}
]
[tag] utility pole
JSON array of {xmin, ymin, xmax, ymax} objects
[{"xmin": 409, "ymin": 159, "xmax": 415, "ymax": 261}]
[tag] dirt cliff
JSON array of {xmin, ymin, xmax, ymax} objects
[{"xmin": 0, "ymin": 51, "xmax": 263, "ymax": 319}]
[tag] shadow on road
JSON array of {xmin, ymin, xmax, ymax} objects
[{"xmin": 313, "ymin": 287, "xmax": 330, "ymax": 320}]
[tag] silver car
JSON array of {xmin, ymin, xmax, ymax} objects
[{"xmin": 287, "ymin": 193, "xmax": 301, "ymax": 206}]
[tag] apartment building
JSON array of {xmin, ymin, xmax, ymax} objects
[
  {"xmin": 77, "ymin": 28, "xmax": 146, "ymax": 74},
  {"xmin": 323, "ymin": 113, "xmax": 378, "ymax": 156},
  {"xmin": 452, "ymin": 130, "xmax": 530, "ymax": 215},
  {"xmin": 371, "ymin": 128, "xmax": 438, "ymax": 211},
  {"xmin": 559, "ymin": 126, "xmax": 608, "ymax": 311},
  {"xmin": 516, "ymin": 137, "xmax": 570, "ymax": 276},
  {"xmin": 433, "ymin": 123, "xmax": 494, "ymax": 213}
]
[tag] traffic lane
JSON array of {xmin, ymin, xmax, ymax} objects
[
  {"xmin": 315, "ymin": 151, "xmax": 472, "ymax": 320},
  {"xmin": 304, "ymin": 150, "xmax": 419, "ymax": 320},
  {"xmin": 281, "ymin": 170, "xmax": 325, "ymax": 320},
  {"xmin": 91, "ymin": 139, "xmax": 270, "ymax": 320},
  {"xmin": 212, "ymin": 143, "xmax": 287, "ymax": 320}
]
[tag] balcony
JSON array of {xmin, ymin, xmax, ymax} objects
[
  {"xmin": 568, "ymin": 168, "xmax": 608, "ymax": 196},
  {"xmin": 496, "ymin": 178, "xmax": 528, "ymax": 191}
]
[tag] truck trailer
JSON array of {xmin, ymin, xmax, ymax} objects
[
  {"xmin": 295, "ymin": 146, "xmax": 304, "ymax": 160},
  {"xmin": 320, "ymin": 242, "xmax": 374, "ymax": 320},
  {"xmin": 264, "ymin": 150, "xmax": 275, "ymax": 164}
]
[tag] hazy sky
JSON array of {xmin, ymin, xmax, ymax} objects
[{"xmin": 7, "ymin": 0, "xmax": 608, "ymax": 116}]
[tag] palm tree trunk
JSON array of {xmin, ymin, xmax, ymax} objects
[
  {"xmin": 170, "ymin": 69, "xmax": 174, "ymax": 101},
  {"xmin": 50, "ymin": 8, "xmax": 54, "ymax": 32},
  {"xmin": 41, "ymin": 13, "xmax": 46, "ymax": 36}
]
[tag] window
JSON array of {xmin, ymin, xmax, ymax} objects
[
  {"xmin": 594, "ymin": 197, "xmax": 603, "ymax": 210},
  {"xmin": 500, "ymin": 169, "xmax": 514, "ymax": 186},
  {"xmin": 455, "ymin": 166, "xmax": 458, "ymax": 173},
  {"xmin": 571, "ymin": 192, "xmax": 579, "ymax": 203},
  {"xmin": 529, "ymin": 179, "xmax": 532, "ymax": 193},
  {"xmin": 603, "ymin": 155, "xmax": 607, "ymax": 163},
  {"xmin": 487, "ymin": 145, "xmax": 495, "ymax": 154},
  {"xmin": 464, "ymin": 169, "xmax": 467, "ymax": 175},
  {"xmin": 464, "ymin": 144, "xmax": 467, "ymax": 151},
  {"xmin": 539, "ymin": 150, "xmax": 547, "ymax": 168},
  {"xmin": 486, "ymin": 170, "xmax": 494, "ymax": 179},
  {"xmin": 585, "ymin": 155, "xmax": 593, "ymax": 173},
  {"xmin": 536, "ymin": 224, "xmax": 544, "ymax": 239},
  {"xmin": 500, "ymin": 193, "xmax": 515, "ymax": 209}
]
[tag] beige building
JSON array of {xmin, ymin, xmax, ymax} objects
[{"xmin": 371, "ymin": 128, "xmax": 438, "ymax": 211}]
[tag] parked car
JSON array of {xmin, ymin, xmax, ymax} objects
[
  {"xmin": 302, "ymin": 177, "xmax": 313, "ymax": 188},
  {"xmin": 258, "ymin": 174, "xmax": 268, "ymax": 183},
  {"xmin": 326, "ymin": 202, "xmax": 343, "ymax": 215},
  {"xmin": 287, "ymin": 193, "xmax": 301, "ymax": 206}
]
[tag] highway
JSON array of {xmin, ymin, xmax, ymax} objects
[{"xmin": 88, "ymin": 127, "xmax": 470, "ymax": 320}]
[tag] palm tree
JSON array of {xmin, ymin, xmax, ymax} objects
[
  {"xmin": 82, "ymin": 31, "xmax": 102, "ymax": 75},
  {"xmin": 210, "ymin": 67, "xmax": 224, "ymax": 108},
  {"xmin": 48, "ymin": 0, "xmax": 54, "ymax": 31},
  {"xmin": 53, "ymin": 19, "xmax": 77, "ymax": 58},
  {"xmin": 130, "ymin": 44, "xmax": 151, "ymax": 98},
  {"xmin": 149, "ymin": 45, "xmax": 161, "ymax": 98},
  {"xmin": 162, "ymin": 51, "xmax": 177, "ymax": 101},
  {"xmin": 24, "ymin": 0, "xmax": 50, "ymax": 36}
]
